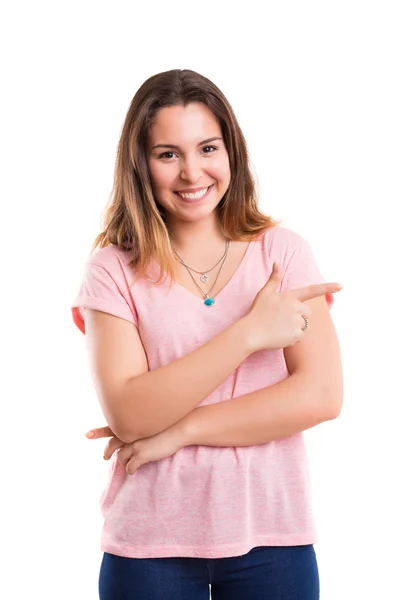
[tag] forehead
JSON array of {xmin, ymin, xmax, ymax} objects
[{"xmin": 149, "ymin": 103, "xmax": 222, "ymax": 144}]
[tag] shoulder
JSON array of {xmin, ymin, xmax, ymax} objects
[
  {"xmin": 88, "ymin": 244, "xmax": 133, "ymax": 268},
  {"xmin": 85, "ymin": 244, "xmax": 136, "ymax": 286},
  {"xmin": 255, "ymin": 225, "xmax": 307, "ymax": 259},
  {"xmin": 262, "ymin": 224, "xmax": 306, "ymax": 248},
  {"xmin": 251, "ymin": 225, "xmax": 325, "ymax": 287}
]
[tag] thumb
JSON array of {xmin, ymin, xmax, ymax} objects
[{"xmin": 262, "ymin": 262, "xmax": 282, "ymax": 293}]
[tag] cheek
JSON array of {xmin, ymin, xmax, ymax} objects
[
  {"xmin": 149, "ymin": 163, "xmax": 173, "ymax": 191},
  {"xmin": 214, "ymin": 156, "xmax": 231, "ymax": 184}
]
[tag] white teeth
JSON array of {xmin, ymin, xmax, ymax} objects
[{"xmin": 177, "ymin": 186, "xmax": 209, "ymax": 200}]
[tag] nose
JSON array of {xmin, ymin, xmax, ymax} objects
[{"xmin": 180, "ymin": 156, "xmax": 202, "ymax": 183}]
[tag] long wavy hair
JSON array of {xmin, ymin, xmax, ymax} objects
[{"xmin": 91, "ymin": 69, "xmax": 280, "ymax": 281}]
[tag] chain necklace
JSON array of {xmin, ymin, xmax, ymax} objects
[
  {"xmin": 173, "ymin": 240, "xmax": 230, "ymax": 306},
  {"xmin": 172, "ymin": 239, "xmax": 229, "ymax": 283}
]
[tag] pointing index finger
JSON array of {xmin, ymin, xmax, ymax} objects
[{"xmin": 292, "ymin": 283, "xmax": 343, "ymax": 302}]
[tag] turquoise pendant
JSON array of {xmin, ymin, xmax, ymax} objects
[{"xmin": 204, "ymin": 297, "xmax": 215, "ymax": 306}]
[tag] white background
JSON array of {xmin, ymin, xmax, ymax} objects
[{"xmin": 1, "ymin": 1, "xmax": 399, "ymax": 598}]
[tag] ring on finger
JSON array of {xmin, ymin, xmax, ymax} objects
[{"xmin": 301, "ymin": 316, "xmax": 309, "ymax": 331}]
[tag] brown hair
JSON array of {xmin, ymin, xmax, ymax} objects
[{"xmin": 91, "ymin": 69, "xmax": 280, "ymax": 281}]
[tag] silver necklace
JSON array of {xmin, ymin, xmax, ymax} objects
[
  {"xmin": 173, "ymin": 240, "xmax": 230, "ymax": 306},
  {"xmin": 172, "ymin": 239, "xmax": 229, "ymax": 283}
]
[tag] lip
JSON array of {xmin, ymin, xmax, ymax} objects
[
  {"xmin": 175, "ymin": 185, "xmax": 211, "ymax": 194},
  {"xmin": 173, "ymin": 184, "xmax": 214, "ymax": 202}
]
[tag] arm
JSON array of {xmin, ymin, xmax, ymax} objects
[
  {"xmin": 85, "ymin": 308, "xmax": 251, "ymax": 442},
  {"xmin": 177, "ymin": 296, "xmax": 343, "ymax": 447},
  {"xmin": 84, "ymin": 264, "xmax": 340, "ymax": 443}
]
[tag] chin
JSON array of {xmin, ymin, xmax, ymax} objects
[
  {"xmin": 178, "ymin": 202, "xmax": 221, "ymax": 222},
  {"xmin": 175, "ymin": 211, "xmax": 216, "ymax": 224}
]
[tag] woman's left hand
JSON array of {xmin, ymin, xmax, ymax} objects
[{"xmin": 85, "ymin": 425, "xmax": 186, "ymax": 475}]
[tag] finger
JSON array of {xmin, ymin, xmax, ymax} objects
[
  {"xmin": 297, "ymin": 303, "xmax": 312, "ymax": 318},
  {"xmin": 117, "ymin": 445, "xmax": 134, "ymax": 466},
  {"xmin": 292, "ymin": 283, "xmax": 342, "ymax": 303},
  {"xmin": 85, "ymin": 426, "xmax": 114, "ymax": 439},
  {"xmin": 103, "ymin": 437, "xmax": 125, "ymax": 460},
  {"xmin": 126, "ymin": 455, "xmax": 142, "ymax": 475},
  {"xmin": 261, "ymin": 262, "xmax": 282, "ymax": 293}
]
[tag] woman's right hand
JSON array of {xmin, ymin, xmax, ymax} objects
[{"xmin": 242, "ymin": 262, "xmax": 342, "ymax": 352}]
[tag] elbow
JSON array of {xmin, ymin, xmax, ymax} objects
[
  {"xmin": 303, "ymin": 376, "xmax": 343, "ymax": 424},
  {"xmin": 322, "ymin": 385, "xmax": 343, "ymax": 421},
  {"xmin": 113, "ymin": 412, "xmax": 151, "ymax": 442},
  {"xmin": 104, "ymin": 393, "xmax": 156, "ymax": 443},
  {"xmin": 105, "ymin": 419, "xmax": 137, "ymax": 444},
  {"xmin": 103, "ymin": 408, "xmax": 144, "ymax": 444},
  {"xmin": 117, "ymin": 424, "xmax": 163, "ymax": 443},
  {"xmin": 102, "ymin": 384, "xmax": 172, "ymax": 442},
  {"xmin": 113, "ymin": 418, "xmax": 161, "ymax": 444},
  {"xmin": 307, "ymin": 380, "xmax": 343, "ymax": 424},
  {"xmin": 327, "ymin": 397, "xmax": 343, "ymax": 420},
  {"xmin": 113, "ymin": 377, "xmax": 172, "ymax": 441},
  {"xmin": 114, "ymin": 427, "xmax": 139, "ymax": 444}
]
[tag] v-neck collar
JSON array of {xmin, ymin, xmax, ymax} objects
[{"xmin": 167, "ymin": 238, "xmax": 257, "ymax": 304}]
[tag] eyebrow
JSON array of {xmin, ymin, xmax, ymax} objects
[{"xmin": 151, "ymin": 136, "xmax": 223, "ymax": 150}]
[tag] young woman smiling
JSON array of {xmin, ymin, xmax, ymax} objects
[{"xmin": 72, "ymin": 69, "xmax": 343, "ymax": 600}]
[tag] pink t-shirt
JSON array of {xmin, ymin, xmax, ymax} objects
[{"xmin": 72, "ymin": 225, "xmax": 333, "ymax": 559}]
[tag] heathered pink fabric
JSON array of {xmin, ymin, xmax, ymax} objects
[{"xmin": 72, "ymin": 226, "xmax": 333, "ymax": 559}]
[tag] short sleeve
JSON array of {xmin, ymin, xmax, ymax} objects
[
  {"xmin": 71, "ymin": 261, "xmax": 138, "ymax": 334},
  {"xmin": 279, "ymin": 233, "xmax": 334, "ymax": 309}
]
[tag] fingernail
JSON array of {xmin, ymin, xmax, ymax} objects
[{"xmin": 86, "ymin": 431, "xmax": 94, "ymax": 438}]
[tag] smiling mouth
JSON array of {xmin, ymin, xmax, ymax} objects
[{"xmin": 174, "ymin": 185, "xmax": 213, "ymax": 200}]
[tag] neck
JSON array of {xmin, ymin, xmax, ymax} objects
[{"xmin": 168, "ymin": 213, "xmax": 227, "ymax": 254}]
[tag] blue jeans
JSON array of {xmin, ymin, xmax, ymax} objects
[{"xmin": 99, "ymin": 544, "xmax": 319, "ymax": 599}]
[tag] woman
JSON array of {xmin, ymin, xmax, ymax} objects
[{"xmin": 72, "ymin": 68, "xmax": 343, "ymax": 599}]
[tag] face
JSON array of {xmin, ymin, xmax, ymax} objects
[{"xmin": 147, "ymin": 102, "xmax": 231, "ymax": 224}]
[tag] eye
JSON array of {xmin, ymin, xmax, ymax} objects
[
  {"xmin": 158, "ymin": 151, "xmax": 178, "ymax": 160},
  {"xmin": 202, "ymin": 145, "xmax": 218, "ymax": 154}
]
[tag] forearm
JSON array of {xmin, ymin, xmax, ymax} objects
[
  {"xmin": 178, "ymin": 373, "xmax": 341, "ymax": 447},
  {"xmin": 119, "ymin": 318, "xmax": 251, "ymax": 441}
]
